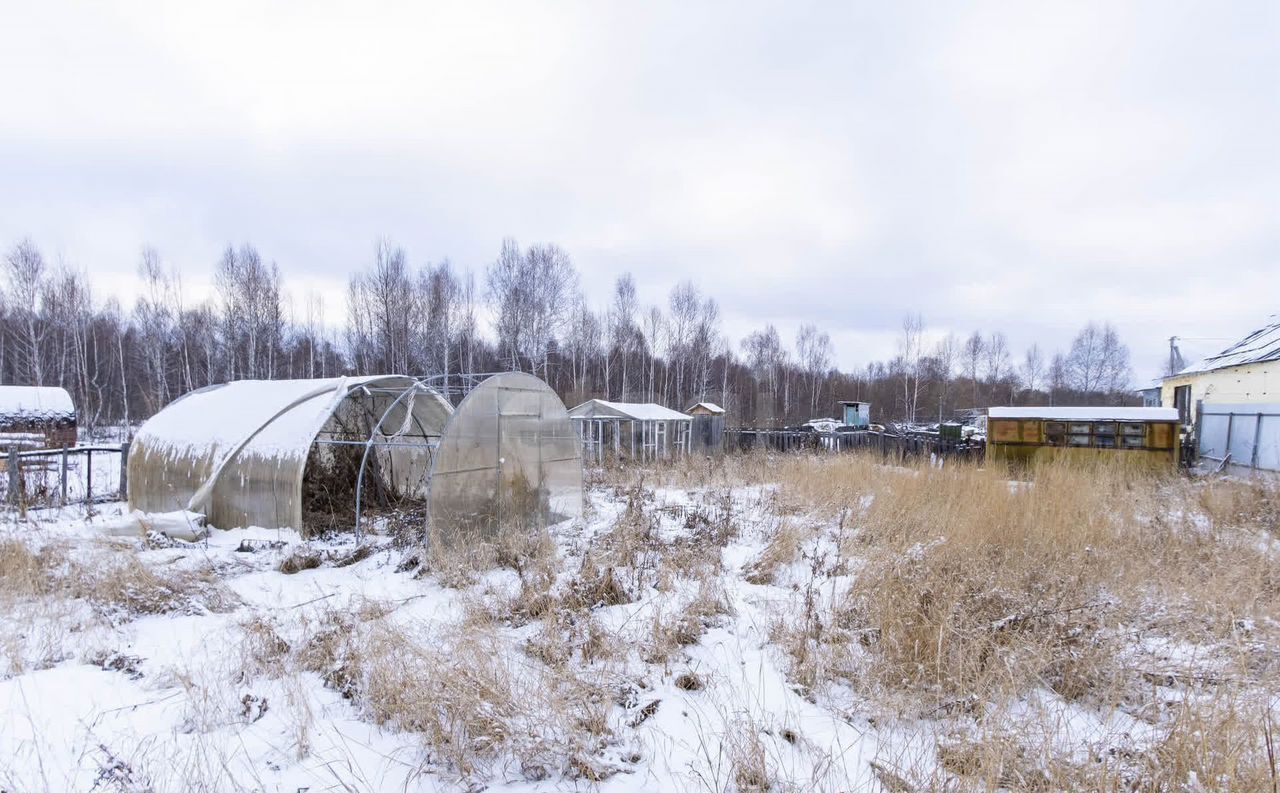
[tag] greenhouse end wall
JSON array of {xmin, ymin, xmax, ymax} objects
[{"xmin": 428, "ymin": 372, "xmax": 583, "ymax": 539}]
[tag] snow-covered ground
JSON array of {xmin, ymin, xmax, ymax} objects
[
  {"xmin": 1, "ymin": 488, "xmax": 888, "ymax": 791},
  {"xmin": 1, "ymin": 460, "xmax": 1277, "ymax": 791}
]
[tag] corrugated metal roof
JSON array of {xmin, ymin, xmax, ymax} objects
[{"xmin": 1175, "ymin": 316, "xmax": 1280, "ymax": 376}]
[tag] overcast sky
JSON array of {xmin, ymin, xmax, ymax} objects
[{"xmin": 0, "ymin": 0, "xmax": 1275, "ymax": 382}]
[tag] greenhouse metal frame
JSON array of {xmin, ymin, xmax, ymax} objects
[{"xmin": 127, "ymin": 372, "xmax": 583, "ymax": 538}]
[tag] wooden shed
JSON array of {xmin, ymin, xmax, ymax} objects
[
  {"xmin": 986, "ymin": 406, "xmax": 1179, "ymax": 469},
  {"xmin": 685, "ymin": 402, "xmax": 726, "ymax": 454},
  {"xmin": 0, "ymin": 386, "xmax": 77, "ymax": 449},
  {"xmin": 686, "ymin": 402, "xmax": 725, "ymax": 417}
]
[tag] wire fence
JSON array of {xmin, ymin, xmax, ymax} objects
[{"xmin": 2, "ymin": 443, "xmax": 129, "ymax": 513}]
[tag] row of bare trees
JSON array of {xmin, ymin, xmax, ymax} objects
[
  {"xmin": 888, "ymin": 317, "xmax": 1133, "ymax": 425},
  {"xmin": 0, "ymin": 235, "xmax": 1135, "ymax": 431}
]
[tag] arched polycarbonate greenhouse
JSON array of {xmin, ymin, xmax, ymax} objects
[
  {"xmin": 127, "ymin": 372, "xmax": 583, "ymax": 536},
  {"xmin": 427, "ymin": 371, "xmax": 583, "ymax": 537}
]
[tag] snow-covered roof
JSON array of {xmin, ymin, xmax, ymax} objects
[
  {"xmin": 568, "ymin": 399, "xmax": 691, "ymax": 422},
  {"xmin": 989, "ymin": 406, "xmax": 1178, "ymax": 422},
  {"xmin": 687, "ymin": 401, "xmax": 725, "ymax": 415},
  {"xmin": 136, "ymin": 377, "xmax": 387, "ymax": 460},
  {"xmin": 1172, "ymin": 316, "xmax": 1280, "ymax": 376},
  {"xmin": 0, "ymin": 386, "xmax": 75, "ymax": 419}
]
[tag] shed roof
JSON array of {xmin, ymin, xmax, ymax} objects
[
  {"xmin": 0, "ymin": 386, "xmax": 75, "ymax": 419},
  {"xmin": 1173, "ymin": 316, "xmax": 1280, "ymax": 376},
  {"xmin": 989, "ymin": 406, "xmax": 1178, "ymax": 422},
  {"xmin": 686, "ymin": 401, "xmax": 725, "ymax": 415},
  {"xmin": 568, "ymin": 399, "xmax": 691, "ymax": 422}
]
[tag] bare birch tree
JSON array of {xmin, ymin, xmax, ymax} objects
[
  {"xmin": 796, "ymin": 323, "xmax": 832, "ymax": 414},
  {"xmin": 5, "ymin": 239, "xmax": 47, "ymax": 385},
  {"xmin": 897, "ymin": 314, "xmax": 925, "ymax": 424}
]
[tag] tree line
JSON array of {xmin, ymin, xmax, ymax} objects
[{"xmin": 0, "ymin": 236, "xmax": 1135, "ymax": 431}]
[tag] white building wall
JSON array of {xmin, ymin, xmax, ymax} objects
[{"xmin": 1160, "ymin": 361, "xmax": 1276, "ymax": 413}]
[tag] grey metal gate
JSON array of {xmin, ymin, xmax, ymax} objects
[{"xmin": 1197, "ymin": 403, "xmax": 1280, "ymax": 472}]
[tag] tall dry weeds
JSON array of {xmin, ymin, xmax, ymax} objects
[
  {"xmin": 284, "ymin": 605, "xmax": 619, "ymax": 783},
  {"xmin": 756, "ymin": 454, "xmax": 1280, "ymax": 789},
  {"xmin": 0, "ymin": 537, "xmax": 237, "ymax": 620}
]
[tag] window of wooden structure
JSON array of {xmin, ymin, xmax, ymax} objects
[{"xmin": 996, "ymin": 418, "xmax": 1173, "ymax": 451}]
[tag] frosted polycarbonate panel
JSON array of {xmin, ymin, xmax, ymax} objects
[
  {"xmin": 1199, "ymin": 404, "xmax": 1280, "ymax": 472},
  {"xmin": 428, "ymin": 372, "xmax": 583, "ymax": 537},
  {"xmin": 129, "ymin": 376, "xmax": 453, "ymax": 530}
]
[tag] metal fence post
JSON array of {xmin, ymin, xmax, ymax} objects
[
  {"xmin": 1187, "ymin": 399, "xmax": 1198, "ymax": 460},
  {"xmin": 85, "ymin": 449, "xmax": 92, "ymax": 505},
  {"xmin": 7, "ymin": 446, "xmax": 18, "ymax": 507},
  {"xmin": 1224, "ymin": 412, "xmax": 1234, "ymax": 469},
  {"xmin": 60, "ymin": 445, "xmax": 69, "ymax": 506},
  {"xmin": 119, "ymin": 441, "xmax": 130, "ymax": 500},
  {"xmin": 1252, "ymin": 413, "xmax": 1263, "ymax": 470}
]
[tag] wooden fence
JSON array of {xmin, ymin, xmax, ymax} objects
[{"xmin": 724, "ymin": 429, "xmax": 984, "ymax": 463}]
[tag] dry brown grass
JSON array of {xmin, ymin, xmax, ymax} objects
[
  {"xmin": 9, "ymin": 450, "xmax": 1266, "ymax": 790},
  {"xmin": 744, "ymin": 518, "xmax": 805, "ymax": 585},
  {"xmin": 741, "ymin": 454, "xmax": 1280, "ymax": 789},
  {"xmin": 926, "ymin": 689, "xmax": 1280, "ymax": 791},
  {"xmin": 0, "ymin": 538, "xmax": 73, "ymax": 599},
  {"xmin": 416, "ymin": 523, "xmax": 558, "ymax": 590},
  {"xmin": 400, "ymin": 453, "xmax": 1280, "ymax": 789},
  {"xmin": 0, "ymin": 537, "xmax": 238, "ymax": 620},
  {"xmin": 285, "ymin": 605, "xmax": 617, "ymax": 782},
  {"xmin": 833, "ymin": 459, "xmax": 1277, "ymax": 700},
  {"xmin": 1198, "ymin": 475, "xmax": 1280, "ymax": 534},
  {"xmin": 727, "ymin": 722, "xmax": 772, "ymax": 792}
]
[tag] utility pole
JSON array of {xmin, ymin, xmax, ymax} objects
[{"xmin": 1167, "ymin": 336, "xmax": 1187, "ymax": 376}]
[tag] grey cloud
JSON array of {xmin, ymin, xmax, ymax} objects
[{"xmin": 0, "ymin": 0, "xmax": 1274, "ymax": 380}]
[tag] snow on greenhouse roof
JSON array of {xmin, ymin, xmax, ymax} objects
[
  {"xmin": 0, "ymin": 386, "xmax": 75, "ymax": 419},
  {"xmin": 989, "ymin": 406, "xmax": 1178, "ymax": 422},
  {"xmin": 137, "ymin": 377, "xmax": 369, "ymax": 457},
  {"xmin": 130, "ymin": 375, "xmax": 456, "ymax": 529},
  {"xmin": 1173, "ymin": 316, "xmax": 1280, "ymax": 376},
  {"xmin": 568, "ymin": 399, "xmax": 691, "ymax": 422}
]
